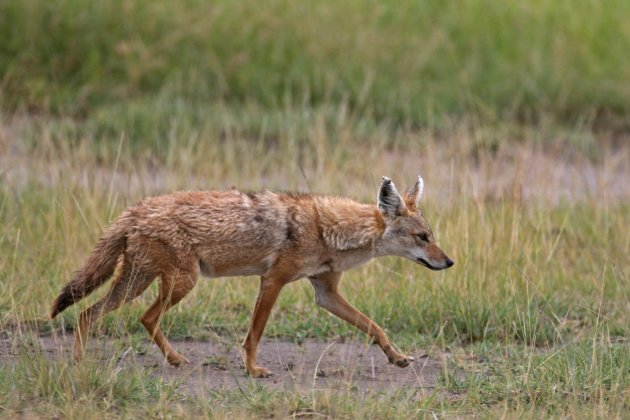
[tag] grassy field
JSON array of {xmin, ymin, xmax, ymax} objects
[
  {"xmin": 2, "ymin": 0, "xmax": 630, "ymax": 417},
  {"xmin": 1, "ymin": 111, "xmax": 629, "ymax": 417},
  {"xmin": 2, "ymin": 0, "xmax": 630, "ymax": 126}
]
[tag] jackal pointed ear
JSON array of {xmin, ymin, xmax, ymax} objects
[
  {"xmin": 404, "ymin": 175, "xmax": 424, "ymax": 209},
  {"xmin": 378, "ymin": 176, "xmax": 407, "ymax": 217}
]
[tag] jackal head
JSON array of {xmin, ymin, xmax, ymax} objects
[{"xmin": 377, "ymin": 176, "xmax": 454, "ymax": 270}]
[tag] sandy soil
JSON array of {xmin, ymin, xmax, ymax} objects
[{"xmin": 0, "ymin": 333, "xmax": 453, "ymax": 396}]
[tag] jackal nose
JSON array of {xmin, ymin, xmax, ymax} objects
[{"xmin": 445, "ymin": 258, "xmax": 454, "ymax": 268}]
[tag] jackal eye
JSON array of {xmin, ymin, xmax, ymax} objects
[{"xmin": 417, "ymin": 233, "xmax": 429, "ymax": 242}]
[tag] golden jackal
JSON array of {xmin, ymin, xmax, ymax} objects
[{"xmin": 51, "ymin": 176, "xmax": 453, "ymax": 377}]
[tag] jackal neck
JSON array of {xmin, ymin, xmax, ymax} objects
[{"xmin": 315, "ymin": 197, "xmax": 386, "ymax": 252}]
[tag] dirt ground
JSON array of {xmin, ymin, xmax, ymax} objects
[{"xmin": 0, "ymin": 333, "xmax": 453, "ymax": 396}]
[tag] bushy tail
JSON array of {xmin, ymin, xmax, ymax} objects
[{"xmin": 50, "ymin": 215, "xmax": 132, "ymax": 319}]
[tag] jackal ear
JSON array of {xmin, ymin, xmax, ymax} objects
[
  {"xmin": 378, "ymin": 176, "xmax": 407, "ymax": 217},
  {"xmin": 404, "ymin": 175, "xmax": 424, "ymax": 209}
]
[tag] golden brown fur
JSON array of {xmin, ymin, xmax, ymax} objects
[{"xmin": 51, "ymin": 176, "xmax": 453, "ymax": 377}]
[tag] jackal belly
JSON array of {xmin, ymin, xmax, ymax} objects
[
  {"xmin": 193, "ymin": 223, "xmax": 285, "ymax": 278},
  {"xmin": 198, "ymin": 251, "xmax": 277, "ymax": 278}
]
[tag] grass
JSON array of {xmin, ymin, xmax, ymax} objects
[
  {"xmin": 1, "ymin": 107, "xmax": 629, "ymax": 416},
  {"xmin": 443, "ymin": 340, "xmax": 630, "ymax": 415},
  {"xmin": 1, "ymin": 336, "xmax": 629, "ymax": 417},
  {"xmin": 1, "ymin": 0, "xmax": 630, "ymax": 125},
  {"xmin": 1, "ymin": 1, "xmax": 630, "ymax": 415}
]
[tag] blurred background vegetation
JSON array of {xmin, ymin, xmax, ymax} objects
[{"xmin": 1, "ymin": 0, "xmax": 629, "ymax": 130}]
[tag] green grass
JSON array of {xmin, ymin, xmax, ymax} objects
[
  {"xmin": 1, "ymin": 2, "xmax": 630, "ymax": 412},
  {"xmin": 442, "ymin": 341, "xmax": 630, "ymax": 414},
  {"xmin": 1, "ymin": 110, "xmax": 629, "ymax": 417},
  {"xmin": 2, "ymin": 0, "xmax": 630, "ymax": 125},
  {"xmin": 2, "ymin": 337, "xmax": 629, "ymax": 417}
]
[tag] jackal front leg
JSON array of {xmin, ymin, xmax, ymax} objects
[
  {"xmin": 309, "ymin": 272, "xmax": 414, "ymax": 368},
  {"xmin": 242, "ymin": 275, "xmax": 285, "ymax": 378}
]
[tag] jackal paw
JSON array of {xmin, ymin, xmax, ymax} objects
[
  {"xmin": 166, "ymin": 352, "xmax": 189, "ymax": 367},
  {"xmin": 388, "ymin": 353, "xmax": 415, "ymax": 368},
  {"xmin": 247, "ymin": 365, "xmax": 273, "ymax": 378}
]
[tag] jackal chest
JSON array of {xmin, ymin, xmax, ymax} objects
[
  {"xmin": 328, "ymin": 252, "xmax": 373, "ymax": 272},
  {"xmin": 302, "ymin": 250, "xmax": 373, "ymax": 277}
]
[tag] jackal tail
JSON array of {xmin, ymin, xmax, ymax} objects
[{"xmin": 50, "ymin": 215, "xmax": 132, "ymax": 319}]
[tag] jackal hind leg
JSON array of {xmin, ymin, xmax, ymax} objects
[
  {"xmin": 140, "ymin": 263, "xmax": 198, "ymax": 367},
  {"xmin": 74, "ymin": 260, "xmax": 156, "ymax": 362}
]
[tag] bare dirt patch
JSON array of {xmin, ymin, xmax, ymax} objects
[{"xmin": 0, "ymin": 333, "xmax": 451, "ymax": 396}]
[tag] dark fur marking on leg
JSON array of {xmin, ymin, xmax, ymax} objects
[{"xmin": 198, "ymin": 260, "xmax": 213, "ymax": 276}]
